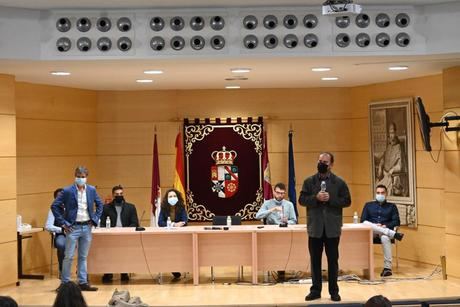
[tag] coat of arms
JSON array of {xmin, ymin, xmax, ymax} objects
[{"xmin": 211, "ymin": 146, "xmax": 238, "ymax": 198}]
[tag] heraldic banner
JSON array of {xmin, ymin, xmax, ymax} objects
[{"xmin": 184, "ymin": 117, "xmax": 264, "ymax": 221}]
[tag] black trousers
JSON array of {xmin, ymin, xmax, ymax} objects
[{"xmin": 308, "ymin": 232, "xmax": 340, "ymax": 296}]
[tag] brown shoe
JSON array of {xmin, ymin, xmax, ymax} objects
[{"xmin": 79, "ymin": 283, "xmax": 98, "ymax": 291}]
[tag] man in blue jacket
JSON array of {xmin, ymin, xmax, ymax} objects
[{"xmin": 51, "ymin": 166, "xmax": 103, "ymax": 291}]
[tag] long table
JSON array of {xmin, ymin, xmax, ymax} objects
[{"xmin": 87, "ymin": 224, "xmax": 374, "ymax": 285}]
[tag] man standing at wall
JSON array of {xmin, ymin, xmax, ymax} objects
[
  {"xmin": 299, "ymin": 152, "xmax": 351, "ymax": 302},
  {"xmin": 51, "ymin": 166, "xmax": 103, "ymax": 292}
]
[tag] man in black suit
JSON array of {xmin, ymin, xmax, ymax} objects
[
  {"xmin": 299, "ymin": 152, "xmax": 351, "ymax": 302},
  {"xmin": 100, "ymin": 185, "xmax": 140, "ymax": 283}
]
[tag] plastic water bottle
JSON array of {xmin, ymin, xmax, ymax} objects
[
  {"xmin": 167, "ymin": 217, "xmax": 172, "ymax": 229},
  {"xmin": 106, "ymin": 216, "xmax": 111, "ymax": 228},
  {"xmin": 16, "ymin": 215, "xmax": 22, "ymax": 232},
  {"xmin": 226, "ymin": 215, "xmax": 232, "ymax": 226},
  {"xmin": 353, "ymin": 211, "xmax": 359, "ymax": 224}
]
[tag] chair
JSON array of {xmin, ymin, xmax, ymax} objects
[
  {"xmin": 372, "ymin": 226, "xmax": 399, "ymax": 268},
  {"xmin": 50, "ymin": 232, "xmax": 55, "ymax": 277},
  {"xmin": 210, "ymin": 216, "xmax": 242, "ymax": 282}
]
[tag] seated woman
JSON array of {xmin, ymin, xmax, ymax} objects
[{"xmin": 158, "ymin": 188, "xmax": 188, "ymax": 279}]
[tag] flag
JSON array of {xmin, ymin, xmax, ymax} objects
[
  {"xmin": 262, "ymin": 129, "xmax": 273, "ymax": 200},
  {"xmin": 288, "ymin": 130, "xmax": 298, "ymax": 218},
  {"xmin": 173, "ymin": 132, "xmax": 186, "ymax": 205},
  {"xmin": 150, "ymin": 132, "xmax": 161, "ymax": 227}
]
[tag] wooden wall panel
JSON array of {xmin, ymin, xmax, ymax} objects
[
  {"xmin": 415, "ymin": 152, "xmax": 444, "ymax": 190},
  {"xmin": 0, "ymin": 75, "xmax": 15, "ymax": 115},
  {"xmin": 445, "ymin": 192, "xmax": 460, "ymax": 235},
  {"xmin": 443, "ymin": 67, "xmax": 460, "ymax": 109},
  {"xmin": 446, "ymin": 234, "xmax": 460, "ymax": 277},
  {"xmin": 0, "ymin": 157, "xmax": 16, "ymax": 200},
  {"xmin": 0, "ymin": 241, "xmax": 18, "ymax": 286},
  {"xmin": 0, "ymin": 199, "xmax": 17, "ymax": 243},
  {"xmin": 444, "ymin": 151, "xmax": 460, "ymax": 193},
  {"xmin": 398, "ymin": 225, "xmax": 445, "ymax": 265},
  {"xmin": 15, "ymin": 82, "xmax": 97, "ymax": 121},
  {"xmin": 352, "ymin": 118, "xmax": 369, "ymax": 152},
  {"xmin": 352, "ymin": 151, "xmax": 370, "ymax": 185},
  {"xmin": 16, "ymin": 120, "xmax": 97, "ymax": 156},
  {"xmin": 17, "ymin": 157, "xmax": 97, "ymax": 195},
  {"xmin": 416, "ymin": 188, "xmax": 444, "ymax": 228},
  {"xmin": 0, "ymin": 115, "xmax": 16, "ymax": 157}
]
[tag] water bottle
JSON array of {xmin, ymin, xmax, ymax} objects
[
  {"xmin": 353, "ymin": 211, "xmax": 359, "ymax": 224},
  {"xmin": 106, "ymin": 216, "xmax": 111, "ymax": 228},
  {"xmin": 320, "ymin": 181, "xmax": 326, "ymax": 192},
  {"xmin": 226, "ymin": 215, "xmax": 232, "ymax": 226},
  {"xmin": 16, "ymin": 215, "xmax": 22, "ymax": 232},
  {"xmin": 167, "ymin": 216, "xmax": 172, "ymax": 229}
]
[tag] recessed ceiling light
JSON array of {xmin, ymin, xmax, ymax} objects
[
  {"xmin": 312, "ymin": 67, "xmax": 331, "ymax": 72},
  {"xmin": 136, "ymin": 79, "xmax": 153, "ymax": 83},
  {"xmin": 225, "ymin": 85, "xmax": 241, "ymax": 89},
  {"xmin": 388, "ymin": 66, "xmax": 409, "ymax": 71},
  {"xmin": 50, "ymin": 71, "xmax": 71, "ymax": 76},
  {"xmin": 230, "ymin": 68, "xmax": 251, "ymax": 73},
  {"xmin": 144, "ymin": 70, "xmax": 164, "ymax": 74},
  {"xmin": 321, "ymin": 77, "xmax": 339, "ymax": 81}
]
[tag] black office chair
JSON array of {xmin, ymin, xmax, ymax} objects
[
  {"xmin": 372, "ymin": 226, "xmax": 399, "ymax": 268},
  {"xmin": 210, "ymin": 215, "xmax": 242, "ymax": 282}
]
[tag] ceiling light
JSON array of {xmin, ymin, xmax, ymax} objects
[
  {"xmin": 136, "ymin": 79, "xmax": 153, "ymax": 83},
  {"xmin": 388, "ymin": 66, "xmax": 408, "ymax": 71},
  {"xmin": 321, "ymin": 77, "xmax": 338, "ymax": 81},
  {"xmin": 143, "ymin": 70, "xmax": 164, "ymax": 74},
  {"xmin": 312, "ymin": 67, "xmax": 331, "ymax": 72},
  {"xmin": 50, "ymin": 71, "xmax": 71, "ymax": 76},
  {"xmin": 225, "ymin": 85, "xmax": 241, "ymax": 89},
  {"xmin": 230, "ymin": 68, "xmax": 251, "ymax": 73}
]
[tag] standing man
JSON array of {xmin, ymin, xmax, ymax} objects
[
  {"xmin": 299, "ymin": 152, "xmax": 351, "ymax": 302},
  {"xmin": 51, "ymin": 166, "xmax": 103, "ymax": 292},
  {"xmin": 361, "ymin": 184, "xmax": 404, "ymax": 277},
  {"xmin": 100, "ymin": 184, "xmax": 139, "ymax": 283}
]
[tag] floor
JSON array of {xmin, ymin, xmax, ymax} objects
[{"xmin": 2, "ymin": 256, "xmax": 460, "ymax": 307}]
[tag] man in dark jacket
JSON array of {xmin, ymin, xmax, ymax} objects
[
  {"xmin": 100, "ymin": 185, "xmax": 139, "ymax": 283},
  {"xmin": 299, "ymin": 152, "xmax": 351, "ymax": 302}
]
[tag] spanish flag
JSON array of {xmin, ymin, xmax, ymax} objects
[{"xmin": 173, "ymin": 132, "xmax": 186, "ymax": 205}]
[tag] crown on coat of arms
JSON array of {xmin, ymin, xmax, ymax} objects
[{"xmin": 211, "ymin": 146, "xmax": 237, "ymax": 165}]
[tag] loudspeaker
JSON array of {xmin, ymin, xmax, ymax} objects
[
  {"xmin": 190, "ymin": 16, "xmax": 205, "ymax": 31},
  {"xmin": 170, "ymin": 36, "xmax": 185, "ymax": 50},
  {"xmin": 263, "ymin": 15, "xmax": 278, "ymax": 29},
  {"xmin": 97, "ymin": 17, "xmax": 111, "ymax": 32},
  {"xmin": 117, "ymin": 17, "xmax": 131, "ymax": 32},
  {"xmin": 335, "ymin": 16, "xmax": 350, "ymax": 28},
  {"xmin": 356, "ymin": 33, "xmax": 370, "ymax": 47},
  {"xmin": 97, "ymin": 37, "xmax": 112, "ymax": 51},
  {"xmin": 244, "ymin": 35, "xmax": 258, "ymax": 49},
  {"xmin": 56, "ymin": 17, "xmax": 71, "ymax": 32},
  {"xmin": 150, "ymin": 17, "xmax": 165, "ymax": 31},
  {"xmin": 303, "ymin": 14, "xmax": 318, "ymax": 29},
  {"xmin": 264, "ymin": 34, "xmax": 278, "ymax": 49},
  {"xmin": 396, "ymin": 32, "xmax": 410, "ymax": 47},
  {"xmin": 210, "ymin": 16, "xmax": 225, "ymax": 30},
  {"xmin": 210, "ymin": 35, "xmax": 225, "ymax": 49},
  {"xmin": 355, "ymin": 13, "xmax": 370, "ymax": 28},
  {"xmin": 170, "ymin": 16, "xmax": 185, "ymax": 31},
  {"xmin": 304, "ymin": 34, "xmax": 318, "ymax": 48},
  {"xmin": 395, "ymin": 13, "xmax": 410, "ymax": 28},
  {"xmin": 375, "ymin": 13, "xmax": 390, "ymax": 28},
  {"xmin": 243, "ymin": 15, "xmax": 258, "ymax": 30},
  {"xmin": 283, "ymin": 34, "xmax": 298, "ymax": 48},
  {"xmin": 336, "ymin": 33, "xmax": 350, "ymax": 48},
  {"xmin": 283, "ymin": 15, "xmax": 298, "ymax": 29},
  {"xmin": 190, "ymin": 36, "xmax": 205, "ymax": 50},
  {"xmin": 76, "ymin": 17, "xmax": 91, "ymax": 32},
  {"xmin": 150, "ymin": 36, "xmax": 165, "ymax": 51},
  {"xmin": 376, "ymin": 32, "xmax": 390, "ymax": 47},
  {"xmin": 77, "ymin": 37, "xmax": 91, "ymax": 52},
  {"xmin": 56, "ymin": 37, "xmax": 71, "ymax": 52},
  {"xmin": 117, "ymin": 37, "xmax": 132, "ymax": 51}
]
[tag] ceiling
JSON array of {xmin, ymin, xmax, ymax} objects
[{"xmin": 1, "ymin": 0, "xmax": 460, "ymax": 91}]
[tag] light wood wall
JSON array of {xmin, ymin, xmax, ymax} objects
[
  {"xmin": 441, "ymin": 67, "xmax": 460, "ymax": 277},
  {"xmin": 15, "ymin": 82, "xmax": 98, "ymax": 274},
  {"xmin": 0, "ymin": 74, "xmax": 17, "ymax": 287},
  {"xmin": 350, "ymin": 75, "xmax": 446, "ymax": 267},
  {"xmin": 96, "ymin": 88, "xmax": 354, "ymax": 225}
]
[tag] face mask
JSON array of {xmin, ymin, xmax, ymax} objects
[
  {"xmin": 274, "ymin": 199, "xmax": 283, "ymax": 205},
  {"xmin": 376, "ymin": 194, "xmax": 386, "ymax": 203},
  {"xmin": 168, "ymin": 197, "xmax": 179, "ymax": 206},
  {"xmin": 114, "ymin": 195, "xmax": 124, "ymax": 204},
  {"xmin": 75, "ymin": 177, "xmax": 87, "ymax": 186},
  {"xmin": 317, "ymin": 162, "xmax": 328, "ymax": 174}
]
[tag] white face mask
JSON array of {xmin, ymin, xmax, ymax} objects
[
  {"xmin": 168, "ymin": 197, "xmax": 179, "ymax": 206},
  {"xmin": 75, "ymin": 177, "xmax": 87, "ymax": 186},
  {"xmin": 376, "ymin": 194, "xmax": 386, "ymax": 203}
]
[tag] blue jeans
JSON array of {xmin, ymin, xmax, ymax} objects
[
  {"xmin": 54, "ymin": 234, "xmax": 66, "ymax": 273},
  {"xmin": 61, "ymin": 224, "xmax": 92, "ymax": 284}
]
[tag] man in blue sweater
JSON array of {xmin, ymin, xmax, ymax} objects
[{"xmin": 361, "ymin": 184, "xmax": 404, "ymax": 277}]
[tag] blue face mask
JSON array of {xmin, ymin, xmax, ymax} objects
[
  {"xmin": 274, "ymin": 199, "xmax": 283, "ymax": 205},
  {"xmin": 168, "ymin": 197, "xmax": 179, "ymax": 206},
  {"xmin": 75, "ymin": 177, "xmax": 87, "ymax": 186},
  {"xmin": 376, "ymin": 194, "xmax": 386, "ymax": 203}
]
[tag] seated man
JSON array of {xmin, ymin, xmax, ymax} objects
[
  {"xmin": 256, "ymin": 182, "xmax": 297, "ymax": 281},
  {"xmin": 361, "ymin": 184, "xmax": 404, "ymax": 277},
  {"xmin": 100, "ymin": 185, "xmax": 139, "ymax": 283},
  {"xmin": 45, "ymin": 188, "xmax": 65, "ymax": 277}
]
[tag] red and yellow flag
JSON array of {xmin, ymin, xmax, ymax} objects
[{"xmin": 173, "ymin": 132, "xmax": 186, "ymax": 204}]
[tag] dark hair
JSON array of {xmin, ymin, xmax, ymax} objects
[
  {"xmin": 274, "ymin": 183, "xmax": 286, "ymax": 191},
  {"xmin": 53, "ymin": 188, "xmax": 64, "ymax": 199},
  {"xmin": 364, "ymin": 295, "xmax": 392, "ymax": 307},
  {"xmin": 376, "ymin": 184, "xmax": 388, "ymax": 192},
  {"xmin": 53, "ymin": 282, "xmax": 88, "ymax": 307},
  {"xmin": 319, "ymin": 152, "xmax": 334, "ymax": 164},
  {"xmin": 112, "ymin": 185, "xmax": 123, "ymax": 194},
  {"xmin": 161, "ymin": 188, "xmax": 185, "ymax": 211},
  {"xmin": 0, "ymin": 296, "xmax": 18, "ymax": 307},
  {"xmin": 74, "ymin": 166, "xmax": 89, "ymax": 176}
]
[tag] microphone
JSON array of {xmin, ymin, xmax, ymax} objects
[
  {"xmin": 136, "ymin": 210, "xmax": 146, "ymax": 231},
  {"xmin": 279, "ymin": 202, "xmax": 288, "ymax": 228},
  {"xmin": 320, "ymin": 180, "xmax": 326, "ymax": 192}
]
